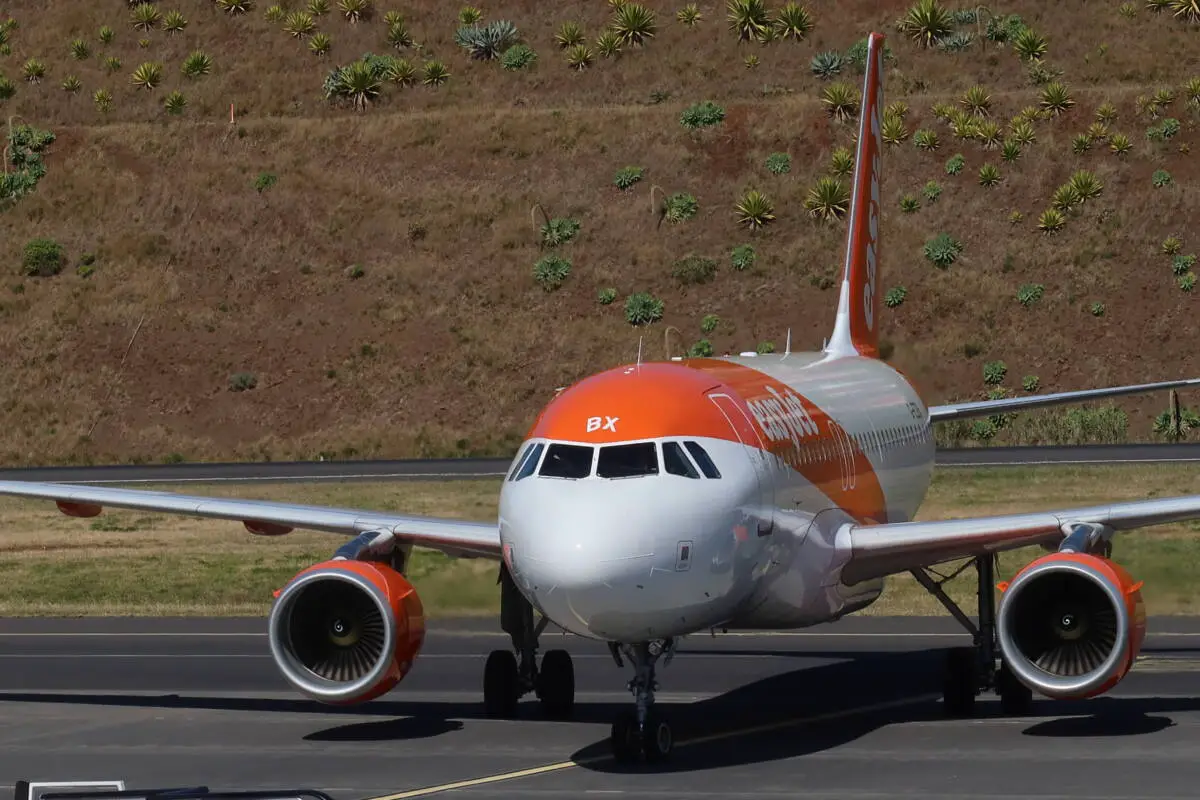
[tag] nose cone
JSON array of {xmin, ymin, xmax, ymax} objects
[{"xmin": 501, "ymin": 480, "xmax": 704, "ymax": 641}]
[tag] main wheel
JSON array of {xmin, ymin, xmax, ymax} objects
[
  {"xmin": 484, "ymin": 649, "xmax": 520, "ymax": 718},
  {"xmin": 537, "ymin": 649, "xmax": 575, "ymax": 720},
  {"xmin": 942, "ymin": 646, "xmax": 977, "ymax": 718},
  {"xmin": 610, "ymin": 710, "xmax": 641, "ymax": 763},
  {"xmin": 640, "ymin": 711, "xmax": 672, "ymax": 763},
  {"xmin": 996, "ymin": 661, "xmax": 1033, "ymax": 716}
]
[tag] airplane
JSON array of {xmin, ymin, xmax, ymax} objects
[{"xmin": 2, "ymin": 30, "xmax": 1200, "ymax": 765}]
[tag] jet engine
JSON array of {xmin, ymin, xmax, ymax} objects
[
  {"xmin": 996, "ymin": 551, "xmax": 1145, "ymax": 699},
  {"xmin": 267, "ymin": 559, "xmax": 426, "ymax": 704}
]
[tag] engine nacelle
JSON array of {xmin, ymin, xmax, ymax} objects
[
  {"xmin": 997, "ymin": 552, "xmax": 1145, "ymax": 699},
  {"xmin": 267, "ymin": 559, "xmax": 426, "ymax": 704}
]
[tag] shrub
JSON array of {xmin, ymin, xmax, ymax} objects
[
  {"xmin": 672, "ymin": 255, "xmax": 717, "ymax": 285},
  {"xmin": 924, "ymin": 232, "xmax": 962, "ymax": 268},
  {"xmin": 613, "ymin": 166, "xmax": 644, "ymax": 190},
  {"xmin": 1017, "ymin": 283, "xmax": 1044, "ymax": 306},
  {"xmin": 922, "ymin": 180, "xmax": 943, "ymax": 202},
  {"xmin": 700, "ymin": 314, "xmax": 720, "ymax": 333},
  {"xmin": 983, "ymin": 360, "xmax": 1007, "ymax": 385},
  {"xmin": 1172, "ymin": 254, "xmax": 1197, "ymax": 275},
  {"xmin": 229, "ymin": 373, "xmax": 258, "ymax": 392},
  {"xmin": 540, "ymin": 217, "xmax": 580, "ymax": 247},
  {"xmin": 1090, "ymin": 301, "xmax": 1105, "ymax": 316},
  {"xmin": 502, "ymin": 44, "xmax": 536, "ymax": 70},
  {"xmin": 757, "ymin": 341, "xmax": 775, "ymax": 355},
  {"xmin": 884, "ymin": 286, "xmax": 907, "ymax": 307},
  {"xmin": 899, "ymin": 194, "xmax": 920, "ymax": 213},
  {"xmin": 730, "ymin": 244, "xmax": 755, "ymax": 271},
  {"xmin": 1022, "ymin": 375, "xmax": 1040, "ymax": 392},
  {"xmin": 254, "ymin": 172, "xmax": 277, "ymax": 192},
  {"xmin": 455, "ymin": 21, "xmax": 520, "ymax": 60},
  {"xmin": 944, "ymin": 154, "xmax": 964, "ymax": 175},
  {"xmin": 533, "ymin": 255, "xmax": 571, "ymax": 290},
  {"xmin": 662, "ymin": 192, "xmax": 698, "ymax": 222},
  {"xmin": 687, "ymin": 339, "xmax": 714, "ymax": 358},
  {"xmin": 1162, "ymin": 236, "xmax": 1183, "ymax": 255},
  {"xmin": 680, "ymin": 101, "xmax": 725, "ymax": 129},
  {"xmin": 734, "ymin": 190, "xmax": 775, "ymax": 229},
  {"xmin": 21, "ymin": 238, "xmax": 66, "ymax": 277},
  {"xmin": 625, "ymin": 292, "xmax": 664, "ymax": 325},
  {"xmin": 914, "ymin": 129, "xmax": 940, "ymax": 151},
  {"xmin": 1153, "ymin": 169, "xmax": 1172, "ymax": 187},
  {"xmin": 598, "ymin": 287, "xmax": 617, "ymax": 305},
  {"xmin": 765, "ymin": 152, "xmax": 791, "ymax": 174}
]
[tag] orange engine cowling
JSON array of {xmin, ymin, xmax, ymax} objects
[
  {"xmin": 996, "ymin": 551, "xmax": 1145, "ymax": 699},
  {"xmin": 267, "ymin": 559, "xmax": 426, "ymax": 705}
]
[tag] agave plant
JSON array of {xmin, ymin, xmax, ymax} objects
[
  {"xmin": 216, "ymin": 0, "xmax": 252, "ymax": 14},
  {"xmin": 22, "ymin": 58, "xmax": 45, "ymax": 83},
  {"xmin": 913, "ymin": 129, "xmax": 940, "ymax": 151},
  {"xmin": 1068, "ymin": 169, "xmax": 1103, "ymax": 201},
  {"xmin": 774, "ymin": 1, "xmax": 813, "ymax": 40},
  {"xmin": 899, "ymin": 194, "xmax": 920, "ymax": 213},
  {"xmin": 566, "ymin": 43, "xmax": 593, "ymax": 69},
  {"xmin": 949, "ymin": 110, "xmax": 978, "ymax": 139},
  {"xmin": 887, "ymin": 100, "xmax": 909, "ymax": 119},
  {"xmin": 422, "ymin": 60, "xmax": 449, "ymax": 86},
  {"xmin": 1012, "ymin": 28, "xmax": 1046, "ymax": 60},
  {"xmin": 961, "ymin": 85, "xmax": 991, "ymax": 116},
  {"xmin": 939, "ymin": 30, "xmax": 973, "ymax": 51},
  {"xmin": 182, "ymin": 50, "xmax": 212, "ymax": 77},
  {"xmin": 61, "ymin": 74, "xmax": 82, "ymax": 93},
  {"xmin": 677, "ymin": 3, "xmax": 702, "ymax": 25},
  {"xmin": 386, "ymin": 20, "xmax": 413, "ymax": 49},
  {"xmin": 612, "ymin": 2, "xmax": 656, "ymax": 45},
  {"xmin": 335, "ymin": 59, "xmax": 381, "ymax": 108},
  {"xmin": 1087, "ymin": 122, "xmax": 1110, "ymax": 141},
  {"xmin": 1163, "ymin": 236, "xmax": 1183, "ymax": 255},
  {"xmin": 978, "ymin": 163, "xmax": 1001, "ymax": 187},
  {"xmin": 1095, "ymin": 101, "xmax": 1118, "ymax": 123},
  {"xmin": 1008, "ymin": 119, "xmax": 1036, "ymax": 146},
  {"xmin": 70, "ymin": 39, "xmax": 90, "ymax": 60},
  {"xmin": 163, "ymin": 89, "xmax": 186, "ymax": 114},
  {"xmin": 383, "ymin": 10, "xmax": 403, "ymax": 26},
  {"xmin": 1038, "ymin": 208, "xmax": 1065, "ymax": 233},
  {"xmin": 308, "ymin": 0, "xmax": 329, "ymax": 14},
  {"xmin": 728, "ymin": 0, "xmax": 770, "ymax": 42},
  {"xmin": 265, "ymin": 4, "xmax": 286, "ymax": 21},
  {"xmin": 1185, "ymin": 77, "xmax": 1200, "ymax": 107},
  {"xmin": 804, "ymin": 176, "xmax": 850, "ymax": 220},
  {"xmin": 93, "ymin": 88, "xmax": 114, "ymax": 112},
  {"xmin": 284, "ymin": 11, "xmax": 316, "ymax": 37},
  {"xmin": 930, "ymin": 101, "xmax": 955, "ymax": 120},
  {"xmin": 821, "ymin": 82, "xmax": 857, "ymax": 121},
  {"xmin": 1170, "ymin": 0, "xmax": 1200, "ymax": 22},
  {"xmin": 131, "ymin": 2, "xmax": 161, "ymax": 30},
  {"xmin": 99, "ymin": 25, "xmax": 115, "ymax": 43},
  {"xmin": 338, "ymin": 0, "xmax": 370, "ymax": 23},
  {"xmin": 978, "ymin": 121, "xmax": 1003, "ymax": 148},
  {"xmin": 881, "ymin": 112, "xmax": 909, "ymax": 145},
  {"xmin": 131, "ymin": 61, "xmax": 163, "ymax": 89},
  {"xmin": 1109, "ymin": 132, "xmax": 1132, "ymax": 155},
  {"xmin": 1040, "ymin": 81, "xmax": 1074, "ymax": 115},
  {"xmin": 163, "ymin": 9, "xmax": 187, "ymax": 33},
  {"xmin": 309, "ymin": 32, "xmax": 332, "ymax": 55},
  {"xmin": 899, "ymin": 0, "xmax": 953, "ymax": 47},
  {"xmin": 1051, "ymin": 184, "xmax": 1081, "ymax": 211},
  {"xmin": 596, "ymin": 30, "xmax": 622, "ymax": 58},
  {"xmin": 1072, "ymin": 134, "xmax": 1091, "ymax": 154},
  {"xmin": 1001, "ymin": 139, "xmax": 1021, "ymax": 162},
  {"xmin": 386, "ymin": 57, "xmax": 415, "ymax": 84},
  {"xmin": 735, "ymin": 190, "xmax": 775, "ymax": 229},
  {"xmin": 459, "ymin": 5, "xmax": 482, "ymax": 24},
  {"xmin": 105, "ymin": 55, "xmax": 122, "ymax": 73},
  {"xmin": 1154, "ymin": 87, "xmax": 1176, "ymax": 108},
  {"xmin": 810, "ymin": 50, "xmax": 844, "ymax": 79},
  {"xmin": 455, "ymin": 20, "xmax": 519, "ymax": 60},
  {"xmin": 829, "ymin": 146, "xmax": 853, "ymax": 175},
  {"xmin": 555, "ymin": 21, "xmax": 584, "ymax": 48}
]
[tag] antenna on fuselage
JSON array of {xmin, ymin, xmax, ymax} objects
[
  {"xmin": 636, "ymin": 336, "xmax": 643, "ymax": 370},
  {"xmin": 784, "ymin": 328, "xmax": 792, "ymax": 357}
]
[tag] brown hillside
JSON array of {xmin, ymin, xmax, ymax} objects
[{"xmin": 0, "ymin": 0, "xmax": 1197, "ymax": 465}]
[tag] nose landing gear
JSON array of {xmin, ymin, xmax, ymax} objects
[{"xmin": 608, "ymin": 638, "xmax": 676, "ymax": 763}]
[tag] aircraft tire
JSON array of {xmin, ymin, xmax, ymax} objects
[
  {"xmin": 942, "ymin": 646, "xmax": 977, "ymax": 717},
  {"xmin": 996, "ymin": 661, "xmax": 1033, "ymax": 716},
  {"xmin": 484, "ymin": 649, "xmax": 520, "ymax": 718},
  {"xmin": 640, "ymin": 711, "xmax": 673, "ymax": 763},
  {"xmin": 537, "ymin": 649, "xmax": 575, "ymax": 720},
  {"xmin": 610, "ymin": 710, "xmax": 641, "ymax": 763}
]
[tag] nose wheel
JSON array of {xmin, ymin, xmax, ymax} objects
[{"xmin": 609, "ymin": 639, "xmax": 675, "ymax": 764}]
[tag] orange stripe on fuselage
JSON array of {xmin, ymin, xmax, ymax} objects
[{"xmin": 686, "ymin": 359, "xmax": 889, "ymax": 524}]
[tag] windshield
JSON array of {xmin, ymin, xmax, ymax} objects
[
  {"xmin": 597, "ymin": 442, "xmax": 659, "ymax": 479},
  {"xmin": 538, "ymin": 443, "xmax": 593, "ymax": 479}
]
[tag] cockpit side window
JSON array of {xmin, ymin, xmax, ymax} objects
[
  {"xmin": 507, "ymin": 443, "xmax": 532, "ymax": 481},
  {"xmin": 684, "ymin": 441, "xmax": 721, "ymax": 479},
  {"xmin": 662, "ymin": 441, "xmax": 700, "ymax": 478},
  {"xmin": 538, "ymin": 443, "xmax": 593, "ymax": 479},
  {"xmin": 512, "ymin": 442, "xmax": 544, "ymax": 481},
  {"xmin": 597, "ymin": 442, "xmax": 659, "ymax": 479}
]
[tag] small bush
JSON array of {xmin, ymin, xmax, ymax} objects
[
  {"xmin": 1172, "ymin": 254, "xmax": 1197, "ymax": 276},
  {"xmin": 1022, "ymin": 375, "xmax": 1040, "ymax": 392},
  {"xmin": 765, "ymin": 151, "xmax": 791, "ymax": 174},
  {"xmin": 254, "ymin": 172, "xmax": 277, "ymax": 193},
  {"xmin": 730, "ymin": 244, "xmax": 755, "ymax": 271},
  {"xmin": 540, "ymin": 217, "xmax": 580, "ymax": 247},
  {"xmin": 662, "ymin": 192, "xmax": 698, "ymax": 222},
  {"xmin": 1090, "ymin": 301, "xmax": 1106, "ymax": 317},
  {"xmin": 757, "ymin": 341, "xmax": 775, "ymax": 355},
  {"xmin": 671, "ymin": 254, "xmax": 717, "ymax": 285},
  {"xmin": 923, "ymin": 180, "xmax": 943, "ymax": 202},
  {"xmin": 700, "ymin": 314, "xmax": 719, "ymax": 333},
  {"xmin": 625, "ymin": 292, "xmax": 664, "ymax": 325},
  {"xmin": 613, "ymin": 166, "xmax": 644, "ymax": 190},
  {"xmin": 1017, "ymin": 283, "xmax": 1044, "ymax": 306},
  {"xmin": 21, "ymin": 238, "xmax": 66, "ymax": 277},
  {"xmin": 899, "ymin": 194, "xmax": 920, "ymax": 213},
  {"xmin": 687, "ymin": 339, "xmax": 713, "ymax": 358},
  {"xmin": 1153, "ymin": 169, "xmax": 1172, "ymax": 187},
  {"xmin": 944, "ymin": 153, "xmax": 965, "ymax": 175},
  {"xmin": 229, "ymin": 372, "xmax": 258, "ymax": 392},
  {"xmin": 501, "ymin": 44, "xmax": 537, "ymax": 71},
  {"xmin": 1179, "ymin": 272, "xmax": 1196, "ymax": 292},
  {"xmin": 598, "ymin": 287, "xmax": 617, "ymax": 305},
  {"xmin": 680, "ymin": 100, "xmax": 725, "ymax": 130},
  {"xmin": 533, "ymin": 255, "xmax": 571, "ymax": 290},
  {"xmin": 983, "ymin": 360, "xmax": 1007, "ymax": 385},
  {"xmin": 884, "ymin": 286, "xmax": 907, "ymax": 307},
  {"xmin": 1162, "ymin": 236, "xmax": 1183, "ymax": 255}
]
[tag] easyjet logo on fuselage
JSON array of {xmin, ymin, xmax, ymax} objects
[{"xmin": 744, "ymin": 385, "xmax": 818, "ymax": 450}]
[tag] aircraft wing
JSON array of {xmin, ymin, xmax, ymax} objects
[
  {"xmin": 0, "ymin": 480, "xmax": 501, "ymax": 559},
  {"xmin": 927, "ymin": 377, "xmax": 1200, "ymax": 423},
  {"xmin": 841, "ymin": 494, "xmax": 1200, "ymax": 584}
]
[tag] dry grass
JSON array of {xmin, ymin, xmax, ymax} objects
[
  {"xmin": 2, "ymin": 464, "xmax": 1200, "ymax": 617},
  {"xmin": 0, "ymin": 2, "xmax": 1198, "ymax": 464}
]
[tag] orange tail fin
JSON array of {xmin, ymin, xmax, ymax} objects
[{"xmin": 825, "ymin": 31, "xmax": 885, "ymax": 360}]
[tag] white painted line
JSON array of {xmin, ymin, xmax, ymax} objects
[
  {"xmin": 942, "ymin": 459, "xmax": 1200, "ymax": 466},
  {"xmin": 61, "ymin": 472, "xmax": 507, "ymax": 485}
]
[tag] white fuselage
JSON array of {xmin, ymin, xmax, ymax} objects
[{"xmin": 497, "ymin": 352, "xmax": 936, "ymax": 643}]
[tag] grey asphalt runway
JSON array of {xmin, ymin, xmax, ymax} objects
[
  {"xmin": 1, "ymin": 444, "xmax": 1199, "ymax": 486},
  {"xmin": 4, "ymin": 617, "xmax": 1200, "ymax": 799}
]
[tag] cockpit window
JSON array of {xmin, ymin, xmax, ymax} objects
[
  {"xmin": 684, "ymin": 441, "xmax": 721, "ymax": 479},
  {"xmin": 597, "ymin": 442, "xmax": 659, "ymax": 479},
  {"xmin": 662, "ymin": 441, "xmax": 700, "ymax": 478},
  {"xmin": 538, "ymin": 443, "xmax": 593, "ymax": 479},
  {"xmin": 510, "ymin": 442, "xmax": 543, "ymax": 481}
]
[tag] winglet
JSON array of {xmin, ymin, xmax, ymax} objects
[{"xmin": 825, "ymin": 31, "xmax": 885, "ymax": 360}]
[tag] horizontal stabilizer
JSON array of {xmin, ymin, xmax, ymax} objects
[{"xmin": 928, "ymin": 377, "xmax": 1200, "ymax": 423}]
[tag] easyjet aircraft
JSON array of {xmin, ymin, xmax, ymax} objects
[{"xmin": 2, "ymin": 31, "xmax": 1198, "ymax": 764}]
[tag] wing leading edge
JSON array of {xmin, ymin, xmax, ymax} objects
[
  {"xmin": 928, "ymin": 377, "xmax": 1200, "ymax": 423},
  {"xmin": 0, "ymin": 480, "xmax": 500, "ymax": 559},
  {"xmin": 841, "ymin": 494, "xmax": 1200, "ymax": 584}
]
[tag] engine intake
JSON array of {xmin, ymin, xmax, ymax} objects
[
  {"xmin": 997, "ymin": 552, "xmax": 1145, "ymax": 699},
  {"xmin": 268, "ymin": 559, "xmax": 425, "ymax": 704}
]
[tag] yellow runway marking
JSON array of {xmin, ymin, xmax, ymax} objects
[{"xmin": 364, "ymin": 693, "xmax": 937, "ymax": 800}]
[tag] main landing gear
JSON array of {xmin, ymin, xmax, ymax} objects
[
  {"xmin": 910, "ymin": 554, "xmax": 1033, "ymax": 717},
  {"xmin": 484, "ymin": 565, "xmax": 575, "ymax": 720},
  {"xmin": 606, "ymin": 639, "xmax": 677, "ymax": 764}
]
